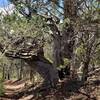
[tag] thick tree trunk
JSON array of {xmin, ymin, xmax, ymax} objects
[
  {"xmin": 25, "ymin": 57, "xmax": 59, "ymax": 87},
  {"xmin": 47, "ymin": 19, "xmax": 63, "ymax": 68},
  {"xmin": 64, "ymin": 0, "xmax": 77, "ymax": 19},
  {"xmin": 62, "ymin": 0, "xmax": 78, "ymax": 77},
  {"xmin": 53, "ymin": 35, "xmax": 63, "ymax": 67}
]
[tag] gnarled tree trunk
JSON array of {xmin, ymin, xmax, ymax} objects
[
  {"xmin": 0, "ymin": 38, "xmax": 59, "ymax": 87},
  {"xmin": 25, "ymin": 56, "xmax": 59, "ymax": 87}
]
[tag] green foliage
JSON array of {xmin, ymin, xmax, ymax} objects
[
  {"xmin": 81, "ymin": 0, "xmax": 100, "ymax": 22},
  {"xmin": 75, "ymin": 44, "xmax": 85, "ymax": 57},
  {"xmin": 63, "ymin": 58, "xmax": 70, "ymax": 65},
  {"xmin": 60, "ymin": 18, "xmax": 70, "ymax": 30},
  {"xmin": 59, "ymin": 58, "xmax": 70, "ymax": 68},
  {"xmin": 0, "ymin": 12, "xmax": 47, "ymax": 38}
]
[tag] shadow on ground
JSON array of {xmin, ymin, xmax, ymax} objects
[{"xmin": 0, "ymin": 78, "xmax": 99, "ymax": 100}]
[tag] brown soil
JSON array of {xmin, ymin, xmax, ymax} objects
[{"xmin": 0, "ymin": 77, "xmax": 100, "ymax": 100}]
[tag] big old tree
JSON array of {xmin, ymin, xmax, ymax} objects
[{"xmin": 0, "ymin": 0, "xmax": 99, "ymax": 84}]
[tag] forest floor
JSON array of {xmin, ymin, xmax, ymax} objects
[{"xmin": 0, "ymin": 74, "xmax": 100, "ymax": 100}]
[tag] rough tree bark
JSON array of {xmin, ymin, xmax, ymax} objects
[
  {"xmin": 64, "ymin": 0, "xmax": 77, "ymax": 19},
  {"xmin": 48, "ymin": 22, "xmax": 63, "ymax": 68},
  {"xmin": 62, "ymin": 0, "xmax": 77, "ymax": 76},
  {"xmin": 25, "ymin": 58, "xmax": 58, "ymax": 87}
]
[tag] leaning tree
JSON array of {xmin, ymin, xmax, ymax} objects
[{"xmin": 0, "ymin": 36, "xmax": 59, "ymax": 87}]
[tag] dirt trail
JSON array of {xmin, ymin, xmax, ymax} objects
[
  {"xmin": 1, "ymin": 80, "xmax": 34, "ymax": 100},
  {"xmin": 0, "ymin": 79, "xmax": 100, "ymax": 100}
]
